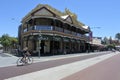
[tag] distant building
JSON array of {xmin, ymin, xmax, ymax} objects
[
  {"xmin": 18, "ymin": 4, "xmax": 90, "ymax": 56},
  {"xmin": 91, "ymin": 37, "xmax": 105, "ymax": 51},
  {"xmin": 92, "ymin": 37, "xmax": 102, "ymax": 45}
]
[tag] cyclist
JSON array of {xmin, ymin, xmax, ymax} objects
[
  {"xmin": 17, "ymin": 47, "xmax": 33, "ymax": 66},
  {"xmin": 21, "ymin": 47, "xmax": 31, "ymax": 63}
]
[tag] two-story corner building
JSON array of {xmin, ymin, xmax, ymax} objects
[{"xmin": 18, "ymin": 4, "xmax": 90, "ymax": 56}]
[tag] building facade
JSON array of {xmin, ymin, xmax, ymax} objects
[{"xmin": 18, "ymin": 4, "xmax": 90, "ymax": 56}]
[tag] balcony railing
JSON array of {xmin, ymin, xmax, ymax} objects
[{"xmin": 23, "ymin": 25, "xmax": 89, "ymax": 40}]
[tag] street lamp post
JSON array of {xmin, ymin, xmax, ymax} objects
[{"xmin": 38, "ymin": 30, "xmax": 41, "ymax": 58}]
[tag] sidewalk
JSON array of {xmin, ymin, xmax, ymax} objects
[
  {"xmin": 0, "ymin": 51, "xmax": 109, "ymax": 67},
  {"xmin": 5, "ymin": 51, "xmax": 119, "ymax": 80},
  {"xmin": 33, "ymin": 51, "xmax": 110, "ymax": 62}
]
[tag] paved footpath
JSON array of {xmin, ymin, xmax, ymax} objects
[
  {"xmin": 0, "ymin": 51, "xmax": 118, "ymax": 80},
  {"xmin": 62, "ymin": 52, "xmax": 120, "ymax": 80}
]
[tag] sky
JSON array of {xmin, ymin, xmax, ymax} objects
[{"xmin": 0, "ymin": 0, "xmax": 120, "ymax": 39}]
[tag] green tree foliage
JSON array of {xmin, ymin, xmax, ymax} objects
[
  {"xmin": 10, "ymin": 37, "xmax": 18, "ymax": 49},
  {"xmin": 0, "ymin": 34, "xmax": 11, "ymax": 51},
  {"xmin": 0, "ymin": 34, "xmax": 18, "ymax": 52},
  {"xmin": 0, "ymin": 37, "xmax": 1, "ymax": 43},
  {"xmin": 107, "ymin": 44, "xmax": 115, "ymax": 50},
  {"xmin": 115, "ymin": 33, "xmax": 120, "ymax": 40},
  {"xmin": 102, "ymin": 37, "xmax": 109, "ymax": 45}
]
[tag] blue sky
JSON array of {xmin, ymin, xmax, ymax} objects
[{"xmin": 0, "ymin": 0, "xmax": 120, "ymax": 39}]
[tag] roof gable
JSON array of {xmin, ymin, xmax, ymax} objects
[
  {"xmin": 61, "ymin": 15, "xmax": 73, "ymax": 23},
  {"xmin": 33, "ymin": 7, "xmax": 55, "ymax": 16},
  {"xmin": 65, "ymin": 16, "xmax": 73, "ymax": 23}
]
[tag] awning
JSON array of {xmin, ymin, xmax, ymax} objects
[
  {"xmin": 80, "ymin": 40, "xmax": 85, "ymax": 45},
  {"xmin": 63, "ymin": 37, "xmax": 70, "ymax": 42},
  {"xmin": 76, "ymin": 40, "xmax": 80, "ymax": 43},
  {"xmin": 53, "ymin": 36, "xmax": 62, "ymax": 41},
  {"xmin": 37, "ymin": 35, "xmax": 52, "ymax": 40},
  {"xmin": 70, "ymin": 39, "xmax": 76, "ymax": 42}
]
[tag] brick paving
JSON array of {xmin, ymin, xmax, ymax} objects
[
  {"xmin": 61, "ymin": 53, "xmax": 120, "ymax": 80},
  {"xmin": 0, "ymin": 52, "xmax": 108, "ymax": 80}
]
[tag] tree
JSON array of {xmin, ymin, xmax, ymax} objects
[
  {"xmin": 109, "ymin": 36, "xmax": 112, "ymax": 44},
  {"xmin": 0, "ymin": 37, "xmax": 1, "ymax": 43},
  {"xmin": 103, "ymin": 37, "xmax": 109, "ymax": 45},
  {"xmin": 0, "ymin": 34, "xmax": 11, "ymax": 51},
  {"xmin": 115, "ymin": 33, "xmax": 120, "ymax": 40},
  {"xmin": 107, "ymin": 44, "xmax": 115, "ymax": 50},
  {"xmin": 10, "ymin": 37, "xmax": 18, "ymax": 49}
]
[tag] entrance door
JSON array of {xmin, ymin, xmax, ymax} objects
[
  {"xmin": 50, "ymin": 41, "xmax": 60, "ymax": 55},
  {"xmin": 40, "ymin": 40, "xmax": 45, "ymax": 55}
]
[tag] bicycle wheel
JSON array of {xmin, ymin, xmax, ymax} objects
[
  {"xmin": 17, "ymin": 57, "xmax": 24, "ymax": 66},
  {"xmin": 26, "ymin": 56, "xmax": 33, "ymax": 64}
]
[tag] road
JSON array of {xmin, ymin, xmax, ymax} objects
[
  {"xmin": 62, "ymin": 52, "xmax": 120, "ymax": 80},
  {"xmin": 0, "ymin": 50, "xmax": 18, "ymax": 67},
  {"xmin": 0, "ymin": 52, "xmax": 109, "ymax": 80}
]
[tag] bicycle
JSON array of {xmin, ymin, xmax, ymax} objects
[{"xmin": 17, "ymin": 55, "xmax": 33, "ymax": 66}]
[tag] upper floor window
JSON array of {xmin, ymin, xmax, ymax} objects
[
  {"xmin": 55, "ymin": 27, "xmax": 63, "ymax": 32},
  {"xmin": 35, "ymin": 25, "xmax": 53, "ymax": 30},
  {"xmin": 28, "ymin": 26, "xmax": 33, "ymax": 30},
  {"xmin": 23, "ymin": 28, "xmax": 27, "ymax": 32},
  {"xmin": 64, "ymin": 29, "xmax": 71, "ymax": 34},
  {"xmin": 77, "ymin": 33, "xmax": 82, "ymax": 37},
  {"xmin": 72, "ymin": 31, "xmax": 76, "ymax": 35}
]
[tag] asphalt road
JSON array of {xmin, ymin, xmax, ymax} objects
[
  {"xmin": 0, "ymin": 52, "xmax": 109, "ymax": 80},
  {"xmin": 62, "ymin": 53, "xmax": 120, "ymax": 80}
]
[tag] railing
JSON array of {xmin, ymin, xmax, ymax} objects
[{"xmin": 23, "ymin": 25, "xmax": 89, "ymax": 41}]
